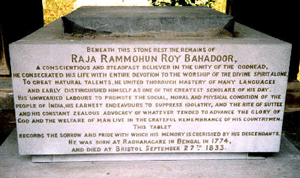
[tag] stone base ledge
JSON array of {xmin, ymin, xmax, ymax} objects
[{"xmin": 31, "ymin": 153, "xmax": 265, "ymax": 163}]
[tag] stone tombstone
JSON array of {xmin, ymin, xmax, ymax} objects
[{"xmin": 10, "ymin": 7, "xmax": 291, "ymax": 160}]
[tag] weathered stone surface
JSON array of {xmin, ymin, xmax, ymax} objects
[
  {"xmin": 10, "ymin": 16, "xmax": 291, "ymax": 155},
  {"xmin": 1, "ymin": 130, "xmax": 300, "ymax": 176},
  {"xmin": 62, "ymin": 6, "xmax": 234, "ymax": 34}
]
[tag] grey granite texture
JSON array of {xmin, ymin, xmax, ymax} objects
[{"xmin": 62, "ymin": 6, "xmax": 234, "ymax": 34}]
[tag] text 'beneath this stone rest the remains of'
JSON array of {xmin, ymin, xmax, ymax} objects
[{"xmin": 9, "ymin": 6, "xmax": 291, "ymax": 155}]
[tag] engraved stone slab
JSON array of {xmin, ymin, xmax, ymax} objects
[{"xmin": 10, "ymin": 13, "xmax": 291, "ymax": 156}]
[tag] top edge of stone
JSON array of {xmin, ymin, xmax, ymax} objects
[
  {"xmin": 62, "ymin": 6, "xmax": 234, "ymax": 34},
  {"xmin": 67, "ymin": 6, "xmax": 228, "ymax": 17},
  {"xmin": 10, "ymin": 18, "xmax": 291, "ymax": 46}
]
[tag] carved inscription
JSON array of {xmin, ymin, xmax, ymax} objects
[{"xmin": 12, "ymin": 44, "xmax": 289, "ymax": 154}]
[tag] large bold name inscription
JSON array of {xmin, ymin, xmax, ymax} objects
[{"xmin": 11, "ymin": 42, "xmax": 290, "ymax": 155}]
